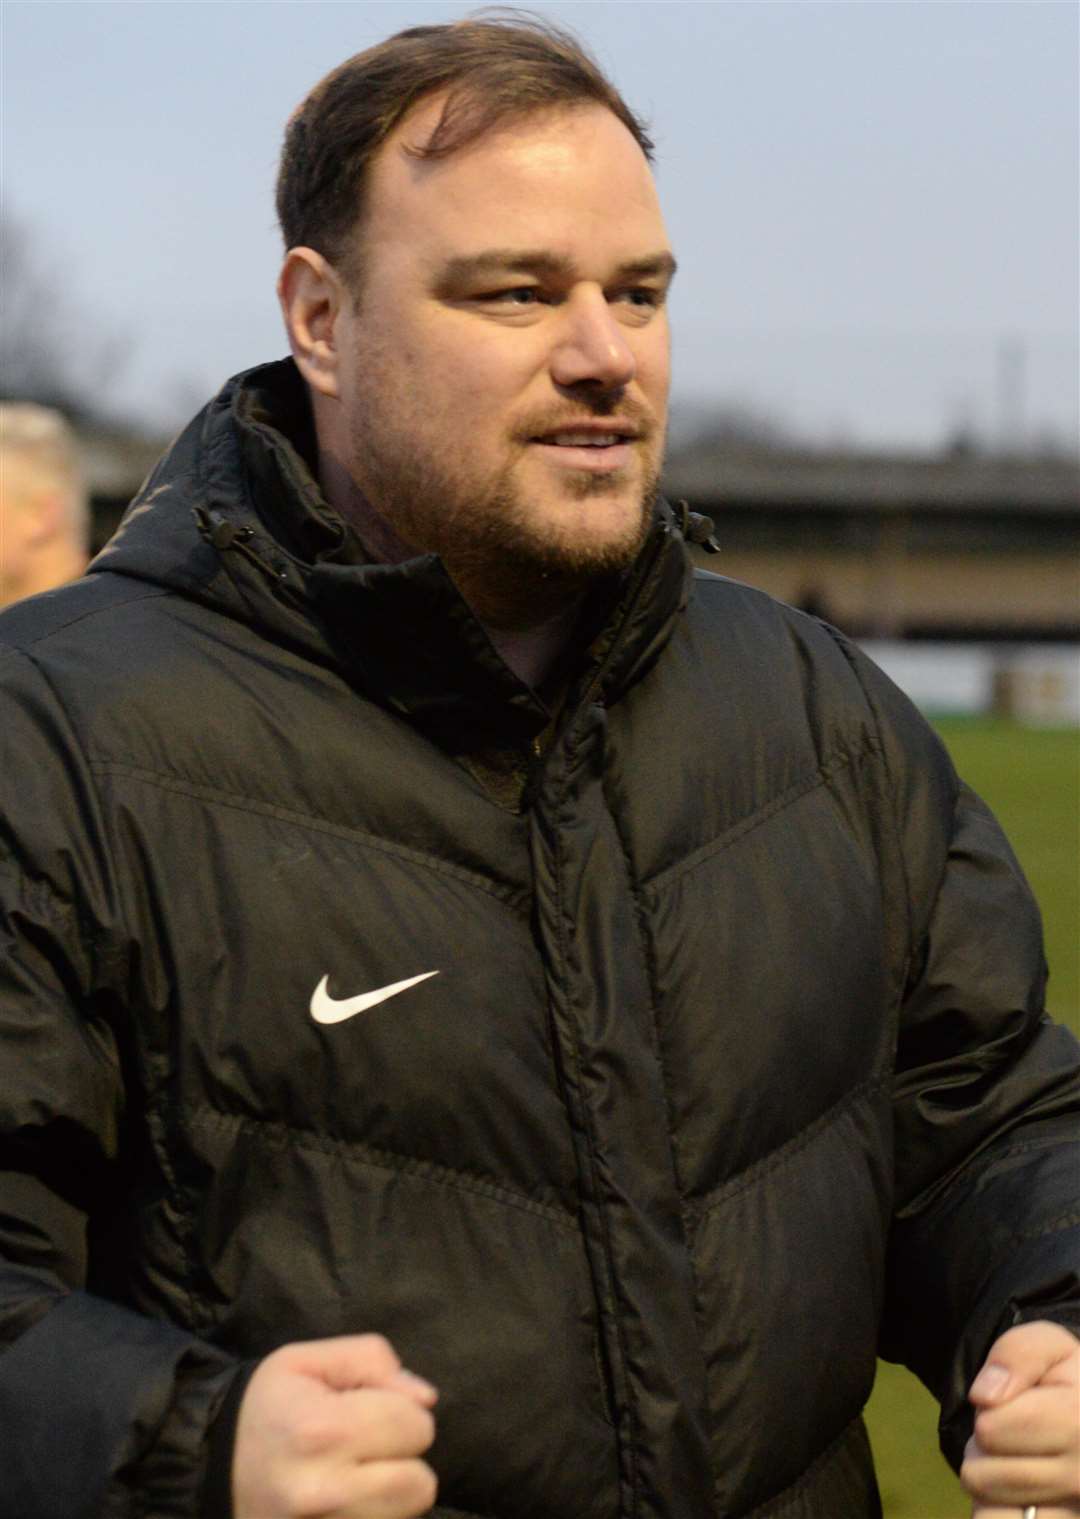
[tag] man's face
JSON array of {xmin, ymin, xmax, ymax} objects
[
  {"xmin": 0, "ymin": 457, "xmax": 40, "ymax": 604},
  {"xmin": 331, "ymin": 99, "xmax": 674, "ymax": 611}
]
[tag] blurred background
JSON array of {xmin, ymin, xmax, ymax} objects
[{"xmin": 3, "ymin": 2, "xmax": 1077, "ymax": 1512}]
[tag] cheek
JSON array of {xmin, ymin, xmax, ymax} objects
[
  {"xmin": 439, "ymin": 365, "xmax": 532, "ymax": 433},
  {"xmin": 430, "ymin": 318, "xmax": 542, "ymax": 403},
  {"xmin": 638, "ymin": 326, "xmax": 672, "ymax": 400}
]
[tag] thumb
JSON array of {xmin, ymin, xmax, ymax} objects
[
  {"xmin": 282, "ymin": 1333, "xmax": 439, "ymax": 1405},
  {"xmin": 968, "ymin": 1319, "xmax": 1079, "ymax": 1407}
]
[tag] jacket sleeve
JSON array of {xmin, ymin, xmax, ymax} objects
[
  {"xmin": 844, "ymin": 640, "xmax": 1080, "ymax": 1472},
  {"xmin": 0, "ymin": 643, "xmax": 240, "ymax": 1519}
]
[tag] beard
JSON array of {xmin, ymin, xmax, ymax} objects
[{"xmin": 345, "ymin": 395, "xmax": 664, "ymax": 625}]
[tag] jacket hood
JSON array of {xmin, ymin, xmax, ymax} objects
[{"xmin": 93, "ymin": 358, "xmax": 697, "ymax": 749}]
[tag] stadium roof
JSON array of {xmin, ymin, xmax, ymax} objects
[{"xmin": 662, "ymin": 446, "xmax": 1080, "ymax": 516}]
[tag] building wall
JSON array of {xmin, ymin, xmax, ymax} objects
[{"xmin": 697, "ymin": 545, "xmax": 1079, "ymax": 637}]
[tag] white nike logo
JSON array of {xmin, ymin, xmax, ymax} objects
[{"xmin": 309, "ymin": 970, "xmax": 439, "ymax": 1025}]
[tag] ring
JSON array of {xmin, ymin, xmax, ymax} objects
[{"xmin": 1023, "ymin": 1507, "xmax": 1038, "ymax": 1519}]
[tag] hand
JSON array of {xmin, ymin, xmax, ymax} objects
[
  {"xmin": 232, "ymin": 1333, "xmax": 438, "ymax": 1519},
  {"xmin": 961, "ymin": 1319, "xmax": 1080, "ymax": 1519}
]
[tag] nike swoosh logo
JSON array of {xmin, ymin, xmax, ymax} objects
[{"xmin": 309, "ymin": 970, "xmax": 439, "ymax": 1025}]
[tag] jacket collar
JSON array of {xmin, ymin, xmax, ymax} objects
[{"xmin": 98, "ymin": 359, "xmax": 694, "ymax": 751}]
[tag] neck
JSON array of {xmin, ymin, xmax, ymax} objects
[
  {"xmin": 317, "ymin": 440, "xmax": 589, "ymax": 687},
  {"xmin": 318, "ymin": 445, "xmax": 414, "ymax": 565},
  {"xmin": 480, "ymin": 600, "xmax": 585, "ymax": 690}
]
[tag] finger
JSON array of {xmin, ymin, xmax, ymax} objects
[
  {"xmin": 285, "ymin": 1387, "xmax": 436, "ymax": 1466},
  {"xmin": 336, "ymin": 1387, "xmax": 437, "ymax": 1463},
  {"xmin": 975, "ymin": 1384, "xmax": 1080, "ymax": 1457},
  {"xmin": 970, "ymin": 1322, "xmax": 1080, "ymax": 1407},
  {"xmin": 385, "ymin": 1367, "xmax": 440, "ymax": 1407},
  {"xmin": 338, "ymin": 1456, "xmax": 438, "ymax": 1519},
  {"xmin": 961, "ymin": 1442, "xmax": 1078, "ymax": 1506},
  {"xmin": 972, "ymin": 1509, "xmax": 1080, "ymax": 1518},
  {"xmin": 283, "ymin": 1333, "xmax": 437, "ymax": 1399}
]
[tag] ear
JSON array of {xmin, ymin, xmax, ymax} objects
[{"xmin": 277, "ymin": 247, "xmax": 347, "ymax": 399}]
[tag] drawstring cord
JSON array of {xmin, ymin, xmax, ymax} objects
[{"xmin": 674, "ymin": 499, "xmax": 720, "ymax": 554}]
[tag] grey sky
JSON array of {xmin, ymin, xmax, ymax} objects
[{"xmin": 3, "ymin": 1, "xmax": 1078, "ymax": 449}]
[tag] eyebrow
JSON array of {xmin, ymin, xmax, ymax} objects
[{"xmin": 436, "ymin": 248, "xmax": 679, "ymax": 288}]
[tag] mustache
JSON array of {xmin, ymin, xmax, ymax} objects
[{"xmin": 515, "ymin": 399, "xmax": 659, "ymax": 442}]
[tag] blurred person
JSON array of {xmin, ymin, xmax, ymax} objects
[
  {"xmin": 0, "ymin": 14, "xmax": 1077, "ymax": 1519},
  {"xmin": 0, "ymin": 402, "xmax": 89, "ymax": 606}
]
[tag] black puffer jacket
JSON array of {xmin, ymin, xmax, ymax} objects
[{"xmin": 1, "ymin": 361, "xmax": 1078, "ymax": 1519}]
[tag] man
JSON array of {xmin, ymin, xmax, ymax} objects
[
  {"xmin": 0, "ymin": 15, "xmax": 1077, "ymax": 1519},
  {"xmin": 0, "ymin": 402, "xmax": 90, "ymax": 606}
]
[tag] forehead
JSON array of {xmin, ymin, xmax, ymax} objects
[{"xmin": 362, "ymin": 99, "xmax": 668, "ymax": 267}]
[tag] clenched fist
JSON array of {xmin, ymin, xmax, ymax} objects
[
  {"xmin": 962, "ymin": 1320, "xmax": 1080, "ymax": 1519},
  {"xmin": 232, "ymin": 1333, "xmax": 438, "ymax": 1518}
]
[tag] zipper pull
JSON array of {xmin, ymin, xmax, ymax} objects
[
  {"xmin": 674, "ymin": 498, "xmax": 721, "ymax": 554},
  {"xmin": 194, "ymin": 506, "xmax": 255, "ymax": 551}
]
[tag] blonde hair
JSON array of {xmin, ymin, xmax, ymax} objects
[{"xmin": 0, "ymin": 403, "xmax": 89, "ymax": 549}]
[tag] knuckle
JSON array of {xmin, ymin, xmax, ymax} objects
[
  {"xmin": 413, "ymin": 1405, "xmax": 436, "ymax": 1452},
  {"xmin": 399, "ymin": 1458, "xmax": 439, "ymax": 1512},
  {"xmin": 958, "ymin": 1453, "xmax": 985, "ymax": 1498},
  {"xmin": 374, "ymin": 1457, "xmax": 438, "ymax": 1507},
  {"xmin": 356, "ymin": 1331, "xmax": 400, "ymax": 1372},
  {"xmin": 361, "ymin": 1389, "xmax": 433, "ymax": 1458},
  {"xmin": 291, "ymin": 1411, "xmax": 341, "ymax": 1460},
  {"xmin": 415, "ymin": 1461, "xmax": 439, "ymax": 1510},
  {"xmin": 972, "ymin": 1409, "xmax": 1002, "ymax": 1450}
]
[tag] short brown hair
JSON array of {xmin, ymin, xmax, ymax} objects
[{"xmin": 275, "ymin": 10, "xmax": 653, "ymax": 278}]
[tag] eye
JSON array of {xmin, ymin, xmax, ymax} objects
[
  {"xmin": 616, "ymin": 286, "xmax": 662, "ymax": 309},
  {"xmin": 479, "ymin": 287, "xmax": 547, "ymax": 306}
]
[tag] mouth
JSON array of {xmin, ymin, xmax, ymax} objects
[{"xmin": 528, "ymin": 423, "xmax": 641, "ymax": 472}]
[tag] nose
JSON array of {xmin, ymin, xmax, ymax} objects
[{"xmin": 549, "ymin": 287, "xmax": 637, "ymax": 393}]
